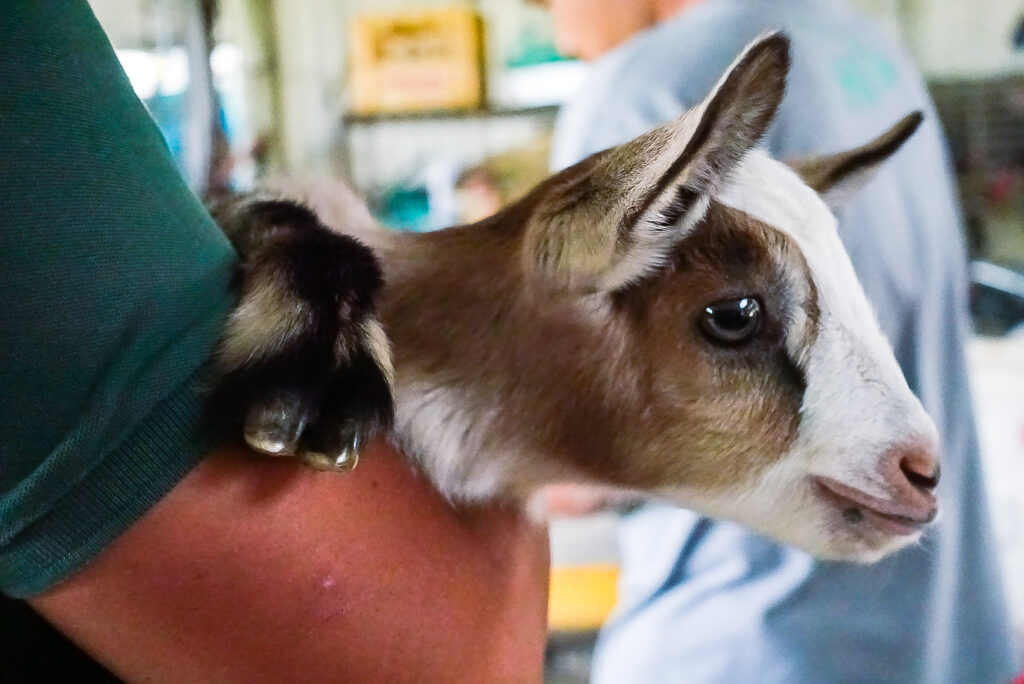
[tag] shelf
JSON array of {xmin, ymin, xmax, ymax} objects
[{"xmin": 343, "ymin": 105, "xmax": 560, "ymax": 125}]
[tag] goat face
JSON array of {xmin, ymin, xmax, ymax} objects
[{"xmin": 523, "ymin": 34, "xmax": 939, "ymax": 562}]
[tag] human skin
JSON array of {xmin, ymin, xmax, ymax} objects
[
  {"xmin": 31, "ymin": 441, "xmax": 550, "ymax": 683},
  {"xmin": 544, "ymin": 0, "xmax": 695, "ymax": 60}
]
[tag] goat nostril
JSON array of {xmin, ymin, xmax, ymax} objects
[
  {"xmin": 900, "ymin": 457, "xmax": 940, "ymax": 491},
  {"xmin": 842, "ymin": 507, "xmax": 863, "ymax": 524}
]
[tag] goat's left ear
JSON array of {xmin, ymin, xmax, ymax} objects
[
  {"xmin": 523, "ymin": 32, "xmax": 790, "ymax": 292},
  {"xmin": 789, "ymin": 111, "xmax": 923, "ymax": 208}
]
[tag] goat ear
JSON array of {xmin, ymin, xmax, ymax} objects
[
  {"xmin": 789, "ymin": 111, "xmax": 923, "ymax": 208},
  {"xmin": 524, "ymin": 32, "xmax": 790, "ymax": 292}
]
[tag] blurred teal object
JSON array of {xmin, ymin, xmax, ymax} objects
[
  {"xmin": 832, "ymin": 48, "xmax": 897, "ymax": 110},
  {"xmin": 375, "ymin": 185, "xmax": 432, "ymax": 231},
  {"xmin": 506, "ymin": 7, "xmax": 568, "ymax": 68}
]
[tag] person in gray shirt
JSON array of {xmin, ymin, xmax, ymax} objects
[{"xmin": 545, "ymin": 0, "xmax": 1019, "ymax": 681}]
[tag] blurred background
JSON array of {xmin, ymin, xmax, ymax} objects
[{"xmin": 86, "ymin": 0, "xmax": 1024, "ymax": 680}]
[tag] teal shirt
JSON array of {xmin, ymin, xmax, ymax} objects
[
  {"xmin": 553, "ymin": 0, "xmax": 1019, "ymax": 682},
  {"xmin": 0, "ymin": 1, "xmax": 237, "ymax": 597}
]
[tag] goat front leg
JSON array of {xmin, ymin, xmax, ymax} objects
[{"xmin": 210, "ymin": 197, "xmax": 394, "ymax": 471}]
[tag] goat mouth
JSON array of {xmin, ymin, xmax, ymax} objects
[{"xmin": 812, "ymin": 476, "xmax": 937, "ymax": 537}]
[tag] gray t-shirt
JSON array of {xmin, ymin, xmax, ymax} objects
[{"xmin": 552, "ymin": 1, "xmax": 1018, "ymax": 682}]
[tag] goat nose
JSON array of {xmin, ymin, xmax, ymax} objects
[{"xmin": 896, "ymin": 445, "xmax": 941, "ymax": 492}]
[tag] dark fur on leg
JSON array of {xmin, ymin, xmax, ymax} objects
[{"xmin": 210, "ymin": 197, "xmax": 394, "ymax": 468}]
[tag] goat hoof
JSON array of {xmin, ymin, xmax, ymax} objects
[
  {"xmin": 302, "ymin": 421, "xmax": 364, "ymax": 471},
  {"xmin": 301, "ymin": 444, "xmax": 360, "ymax": 472},
  {"xmin": 210, "ymin": 196, "xmax": 392, "ymax": 472},
  {"xmin": 244, "ymin": 393, "xmax": 310, "ymax": 456}
]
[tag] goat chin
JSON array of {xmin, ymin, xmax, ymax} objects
[{"xmin": 527, "ymin": 477, "xmax": 923, "ymax": 564}]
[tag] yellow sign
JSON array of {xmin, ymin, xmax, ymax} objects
[{"xmin": 349, "ymin": 8, "xmax": 484, "ymax": 114}]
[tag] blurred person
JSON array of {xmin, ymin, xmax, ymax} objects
[
  {"xmin": 543, "ymin": 0, "xmax": 1019, "ymax": 682},
  {"xmin": 0, "ymin": 2, "xmax": 548, "ymax": 681},
  {"xmin": 456, "ymin": 167, "xmax": 505, "ymax": 224}
]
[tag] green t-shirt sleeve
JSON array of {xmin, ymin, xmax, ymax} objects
[{"xmin": 0, "ymin": 1, "xmax": 238, "ymax": 597}]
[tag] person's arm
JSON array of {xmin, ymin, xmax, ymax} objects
[{"xmin": 32, "ymin": 440, "xmax": 549, "ymax": 683}]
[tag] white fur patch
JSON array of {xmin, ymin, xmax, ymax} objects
[
  {"xmin": 359, "ymin": 317, "xmax": 394, "ymax": 390},
  {"xmin": 220, "ymin": 277, "xmax": 313, "ymax": 369},
  {"xmin": 394, "ymin": 380, "xmax": 591, "ymax": 503},
  {"xmin": 694, "ymin": 150, "xmax": 940, "ymax": 558},
  {"xmin": 395, "ymin": 382, "xmax": 511, "ymax": 501}
]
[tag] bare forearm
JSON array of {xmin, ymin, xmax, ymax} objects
[{"xmin": 33, "ymin": 442, "xmax": 549, "ymax": 683}]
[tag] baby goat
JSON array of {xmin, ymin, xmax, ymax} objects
[{"xmin": 213, "ymin": 34, "xmax": 940, "ymax": 563}]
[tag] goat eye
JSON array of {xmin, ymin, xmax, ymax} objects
[{"xmin": 700, "ymin": 297, "xmax": 762, "ymax": 344}]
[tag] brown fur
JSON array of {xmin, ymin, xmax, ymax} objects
[
  {"xmin": 364, "ymin": 198, "xmax": 818, "ymax": 496},
  {"xmin": 218, "ymin": 34, "xmax": 938, "ymax": 560},
  {"xmin": 788, "ymin": 112, "xmax": 924, "ymax": 202}
]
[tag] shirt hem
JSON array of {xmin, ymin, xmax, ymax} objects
[{"xmin": 0, "ymin": 371, "xmax": 221, "ymax": 598}]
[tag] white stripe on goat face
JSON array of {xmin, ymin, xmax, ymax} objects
[{"xmin": 712, "ymin": 150, "xmax": 938, "ymax": 560}]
